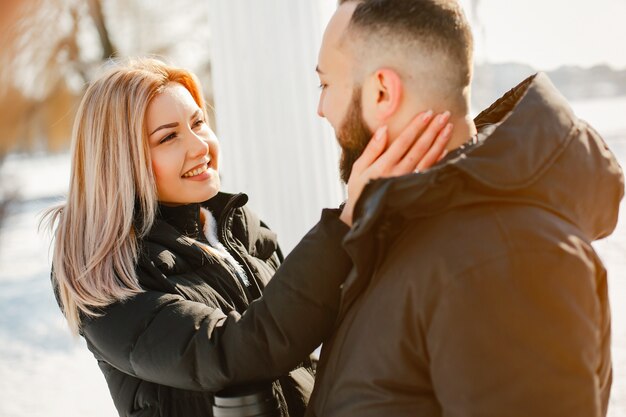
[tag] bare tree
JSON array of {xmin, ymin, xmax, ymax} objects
[
  {"xmin": 0, "ymin": 0, "xmax": 213, "ymax": 154},
  {"xmin": 87, "ymin": 0, "xmax": 117, "ymax": 60}
]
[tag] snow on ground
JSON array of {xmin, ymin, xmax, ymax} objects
[
  {"xmin": 0, "ymin": 97, "xmax": 624, "ymax": 417},
  {"xmin": 0, "ymin": 156, "xmax": 117, "ymax": 416}
]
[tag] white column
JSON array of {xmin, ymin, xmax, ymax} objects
[{"xmin": 208, "ymin": 0, "xmax": 342, "ymax": 252}]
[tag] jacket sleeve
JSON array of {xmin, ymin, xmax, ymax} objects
[
  {"xmin": 426, "ymin": 247, "xmax": 610, "ymax": 417},
  {"xmin": 82, "ymin": 208, "xmax": 352, "ymax": 392}
]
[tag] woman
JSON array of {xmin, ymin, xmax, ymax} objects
[{"xmin": 45, "ymin": 57, "xmax": 451, "ymax": 416}]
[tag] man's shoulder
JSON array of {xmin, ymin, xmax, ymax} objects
[{"xmin": 382, "ymin": 202, "xmax": 596, "ymax": 285}]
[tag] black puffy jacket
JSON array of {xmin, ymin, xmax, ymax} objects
[{"xmin": 76, "ymin": 192, "xmax": 352, "ymax": 416}]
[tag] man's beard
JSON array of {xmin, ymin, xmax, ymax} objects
[{"xmin": 337, "ymin": 86, "xmax": 374, "ymax": 184}]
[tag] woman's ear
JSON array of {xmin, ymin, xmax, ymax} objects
[{"xmin": 362, "ymin": 68, "xmax": 403, "ymax": 123}]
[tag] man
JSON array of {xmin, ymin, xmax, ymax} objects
[{"xmin": 308, "ymin": 1, "xmax": 625, "ymax": 416}]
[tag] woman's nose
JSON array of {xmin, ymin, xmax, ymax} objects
[{"xmin": 187, "ymin": 131, "xmax": 209, "ymax": 159}]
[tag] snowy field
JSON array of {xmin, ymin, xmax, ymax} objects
[{"xmin": 0, "ymin": 96, "xmax": 624, "ymax": 417}]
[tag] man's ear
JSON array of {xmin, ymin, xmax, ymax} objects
[{"xmin": 363, "ymin": 68, "xmax": 403, "ymax": 122}]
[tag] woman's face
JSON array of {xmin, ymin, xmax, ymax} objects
[{"xmin": 146, "ymin": 82, "xmax": 220, "ymax": 205}]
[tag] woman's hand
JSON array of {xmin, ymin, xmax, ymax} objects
[{"xmin": 339, "ymin": 110, "xmax": 453, "ymax": 226}]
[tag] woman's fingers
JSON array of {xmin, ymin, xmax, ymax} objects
[
  {"xmin": 351, "ymin": 125, "xmax": 388, "ymax": 174},
  {"xmin": 373, "ymin": 110, "xmax": 433, "ymax": 169},
  {"xmin": 392, "ymin": 111, "xmax": 451, "ymax": 174},
  {"xmin": 342, "ymin": 111, "xmax": 454, "ymax": 226},
  {"xmin": 416, "ymin": 122, "xmax": 453, "ymax": 172}
]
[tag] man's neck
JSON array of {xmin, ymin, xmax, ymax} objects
[{"xmin": 446, "ymin": 113, "xmax": 477, "ymax": 151}]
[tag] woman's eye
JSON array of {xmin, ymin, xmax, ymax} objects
[
  {"xmin": 318, "ymin": 83, "xmax": 327, "ymax": 90},
  {"xmin": 160, "ymin": 133, "xmax": 176, "ymax": 144},
  {"xmin": 193, "ymin": 118, "xmax": 205, "ymax": 128}
]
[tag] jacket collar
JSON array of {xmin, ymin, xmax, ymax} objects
[
  {"xmin": 157, "ymin": 202, "xmax": 202, "ymax": 240},
  {"xmin": 203, "ymin": 191, "xmax": 249, "ymax": 223},
  {"xmin": 156, "ymin": 192, "xmax": 249, "ymax": 240}
]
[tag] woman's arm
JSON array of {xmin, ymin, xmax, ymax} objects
[
  {"xmin": 82, "ymin": 209, "xmax": 350, "ymax": 392},
  {"xmin": 82, "ymin": 111, "xmax": 452, "ymax": 391}
]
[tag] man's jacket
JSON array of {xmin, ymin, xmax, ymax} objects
[{"xmin": 307, "ymin": 73, "xmax": 624, "ymax": 417}]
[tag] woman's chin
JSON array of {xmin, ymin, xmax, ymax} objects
[
  {"xmin": 190, "ymin": 185, "xmax": 220, "ymax": 204},
  {"xmin": 189, "ymin": 176, "xmax": 220, "ymax": 203},
  {"xmin": 158, "ymin": 184, "xmax": 220, "ymax": 206},
  {"xmin": 203, "ymin": 187, "xmax": 220, "ymax": 202}
]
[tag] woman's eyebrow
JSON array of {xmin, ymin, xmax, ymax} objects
[
  {"xmin": 190, "ymin": 109, "xmax": 202, "ymax": 120},
  {"xmin": 150, "ymin": 110, "xmax": 202, "ymax": 136},
  {"xmin": 150, "ymin": 122, "xmax": 178, "ymax": 136}
]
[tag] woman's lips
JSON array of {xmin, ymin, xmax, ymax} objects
[{"xmin": 181, "ymin": 156, "xmax": 212, "ymax": 178}]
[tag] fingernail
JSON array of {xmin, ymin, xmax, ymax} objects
[
  {"xmin": 422, "ymin": 110, "xmax": 433, "ymax": 123},
  {"xmin": 374, "ymin": 125, "xmax": 388, "ymax": 141},
  {"xmin": 438, "ymin": 111, "xmax": 451, "ymax": 125}
]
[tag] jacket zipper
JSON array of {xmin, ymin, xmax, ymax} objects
[{"xmin": 218, "ymin": 194, "xmax": 264, "ymax": 301}]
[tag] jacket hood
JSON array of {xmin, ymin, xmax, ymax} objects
[{"xmin": 349, "ymin": 73, "xmax": 624, "ymax": 244}]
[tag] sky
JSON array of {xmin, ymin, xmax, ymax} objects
[{"xmin": 458, "ymin": 0, "xmax": 626, "ymax": 71}]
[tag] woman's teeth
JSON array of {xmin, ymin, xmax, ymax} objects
[{"xmin": 182, "ymin": 164, "xmax": 209, "ymax": 178}]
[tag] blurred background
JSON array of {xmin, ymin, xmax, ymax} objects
[{"xmin": 0, "ymin": 0, "xmax": 624, "ymax": 416}]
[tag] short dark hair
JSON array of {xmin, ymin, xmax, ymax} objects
[{"xmin": 339, "ymin": 0, "xmax": 473, "ymax": 90}]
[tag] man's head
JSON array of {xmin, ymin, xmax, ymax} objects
[{"xmin": 317, "ymin": 0, "xmax": 474, "ymax": 182}]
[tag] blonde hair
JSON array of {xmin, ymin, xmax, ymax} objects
[{"xmin": 43, "ymin": 57, "xmax": 208, "ymax": 334}]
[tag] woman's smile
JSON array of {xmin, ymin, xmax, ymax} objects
[{"xmin": 182, "ymin": 158, "xmax": 211, "ymax": 178}]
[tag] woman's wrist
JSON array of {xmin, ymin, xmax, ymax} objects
[{"xmin": 339, "ymin": 202, "xmax": 354, "ymax": 226}]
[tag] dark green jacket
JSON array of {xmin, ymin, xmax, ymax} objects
[
  {"xmin": 78, "ymin": 192, "xmax": 352, "ymax": 416},
  {"xmin": 307, "ymin": 73, "xmax": 624, "ymax": 417}
]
